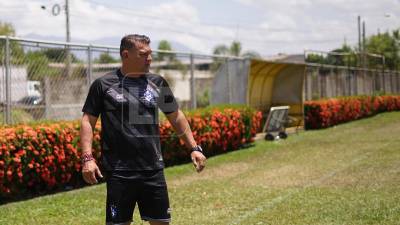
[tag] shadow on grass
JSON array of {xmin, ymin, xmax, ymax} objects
[{"xmin": 0, "ymin": 172, "xmax": 95, "ymax": 205}]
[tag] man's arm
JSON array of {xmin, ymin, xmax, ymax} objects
[
  {"xmin": 165, "ymin": 110, "xmax": 206, "ymax": 172},
  {"xmin": 80, "ymin": 113, "xmax": 103, "ymax": 184}
]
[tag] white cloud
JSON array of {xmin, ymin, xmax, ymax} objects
[
  {"xmin": 232, "ymin": 0, "xmax": 400, "ymax": 54},
  {"xmin": 148, "ymin": 0, "xmax": 200, "ymax": 24},
  {"xmin": 1, "ymin": 0, "xmax": 399, "ymax": 55}
]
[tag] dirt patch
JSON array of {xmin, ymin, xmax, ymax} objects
[
  {"xmin": 168, "ymin": 162, "xmax": 250, "ymax": 187},
  {"xmin": 319, "ymin": 164, "xmax": 400, "ymax": 188},
  {"xmin": 237, "ymin": 165, "xmax": 321, "ymax": 188}
]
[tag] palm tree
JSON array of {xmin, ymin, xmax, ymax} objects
[
  {"xmin": 212, "ymin": 41, "xmax": 261, "ymax": 59},
  {"xmin": 211, "ymin": 41, "xmax": 261, "ymax": 72}
]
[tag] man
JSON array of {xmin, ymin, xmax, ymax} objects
[{"xmin": 80, "ymin": 34, "xmax": 206, "ymax": 225}]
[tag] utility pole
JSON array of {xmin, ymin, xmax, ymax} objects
[
  {"xmin": 362, "ymin": 21, "xmax": 366, "ymax": 53},
  {"xmin": 362, "ymin": 21, "xmax": 366, "ymax": 69},
  {"xmin": 362, "ymin": 20, "xmax": 368, "ymax": 93},
  {"xmin": 358, "ymin": 15, "xmax": 361, "ymax": 53},
  {"xmin": 65, "ymin": 0, "xmax": 72, "ymax": 77},
  {"xmin": 41, "ymin": 0, "xmax": 71, "ymax": 77}
]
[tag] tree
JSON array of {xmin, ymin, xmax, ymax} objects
[
  {"xmin": 305, "ymin": 29, "xmax": 400, "ymax": 70},
  {"xmin": 329, "ymin": 44, "xmax": 357, "ymax": 66},
  {"xmin": 242, "ymin": 51, "xmax": 261, "ymax": 59},
  {"xmin": 211, "ymin": 41, "xmax": 261, "ymax": 71},
  {"xmin": 156, "ymin": 40, "xmax": 176, "ymax": 61},
  {"xmin": 305, "ymin": 44, "xmax": 357, "ymax": 67},
  {"xmin": 153, "ymin": 40, "xmax": 187, "ymax": 79},
  {"xmin": 212, "ymin": 41, "xmax": 261, "ymax": 59},
  {"xmin": 41, "ymin": 48, "xmax": 80, "ymax": 63},
  {"xmin": 305, "ymin": 53, "xmax": 327, "ymax": 64},
  {"xmin": 210, "ymin": 41, "xmax": 260, "ymax": 72},
  {"xmin": 0, "ymin": 22, "xmax": 15, "ymax": 36},
  {"xmin": 95, "ymin": 52, "xmax": 118, "ymax": 64},
  {"xmin": 213, "ymin": 44, "xmax": 229, "ymax": 56},
  {"xmin": 230, "ymin": 41, "xmax": 241, "ymax": 56},
  {"xmin": 365, "ymin": 30, "xmax": 400, "ymax": 70},
  {"xmin": 24, "ymin": 51, "xmax": 58, "ymax": 80},
  {"xmin": 0, "ymin": 22, "xmax": 24, "ymax": 65}
]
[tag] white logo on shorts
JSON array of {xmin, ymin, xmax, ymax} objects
[{"xmin": 110, "ymin": 204, "xmax": 118, "ymax": 218}]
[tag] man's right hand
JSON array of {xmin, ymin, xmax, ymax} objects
[{"xmin": 82, "ymin": 160, "xmax": 103, "ymax": 185}]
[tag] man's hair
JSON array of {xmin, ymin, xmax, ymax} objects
[{"xmin": 120, "ymin": 34, "xmax": 151, "ymax": 57}]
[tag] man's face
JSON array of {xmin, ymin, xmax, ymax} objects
[{"xmin": 125, "ymin": 42, "xmax": 152, "ymax": 74}]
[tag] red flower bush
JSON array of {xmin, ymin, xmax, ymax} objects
[
  {"xmin": 305, "ymin": 95, "xmax": 400, "ymax": 129},
  {"xmin": 0, "ymin": 105, "xmax": 262, "ymax": 199},
  {"xmin": 160, "ymin": 106, "xmax": 263, "ymax": 165}
]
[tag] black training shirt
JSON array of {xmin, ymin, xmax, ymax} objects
[{"xmin": 82, "ymin": 69, "xmax": 179, "ymax": 171}]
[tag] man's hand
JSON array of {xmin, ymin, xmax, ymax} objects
[
  {"xmin": 82, "ymin": 160, "xmax": 103, "ymax": 184},
  {"xmin": 191, "ymin": 151, "xmax": 206, "ymax": 173}
]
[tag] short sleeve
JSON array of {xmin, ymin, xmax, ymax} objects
[
  {"xmin": 158, "ymin": 77, "xmax": 179, "ymax": 114},
  {"xmin": 82, "ymin": 79, "xmax": 104, "ymax": 117}
]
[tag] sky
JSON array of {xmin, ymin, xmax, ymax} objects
[{"xmin": 0, "ymin": 0, "xmax": 400, "ymax": 57}]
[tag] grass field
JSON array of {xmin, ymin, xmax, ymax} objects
[{"xmin": 1, "ymin": 112, "xmax": 400, "ymax": 225}]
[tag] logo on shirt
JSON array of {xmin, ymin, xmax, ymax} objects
[
  {"xmin": 115, "ymin": 94, "xmax": 124, "ymax": 101},
  {"xmin": 140, "ymin": 86, "xmax": 157, "ymax": 108},
  {"xmin": 106, "ymin": 88, "xmax": 127, "ymax": 103},
  {"xmin": 143, "ymin": 89, "xmax": 154, "ymax": 102}
]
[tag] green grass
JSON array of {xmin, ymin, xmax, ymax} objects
[
  {"xmin": 1, "ymin": 112, "xmax": 400, "ymax": 225},
  {"xmin": 0, "ymin": 109, "xmax": 34, "ymax": 125}
]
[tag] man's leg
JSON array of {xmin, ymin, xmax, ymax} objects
[
  {"xmin": 106, "ymin": 175, "xmax": 137, "ymax": 225},
  {"xmin": 138, "ymin": 170, "xmax": 171, "ymax": 224}
]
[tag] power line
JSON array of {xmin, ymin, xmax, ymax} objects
[
  {"xmin": 84, "ymin": 0, "xmax": 345, "ymax": 33},
  {"xmin": 1, "ymin": 1, "xmax": 363, "ymax": 53},
  {"xmin": 67, "ymin": 12, "xmax": 355, "ymax": 46}
]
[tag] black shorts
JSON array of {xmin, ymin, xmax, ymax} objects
[{"xmin": 105, "ymin": 169, "xmax": 171, "ymax": 224}]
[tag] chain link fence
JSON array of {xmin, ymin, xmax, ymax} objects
[
  {"xmin": 304, "ymin": 50, "xmax": 400, "ymax": 100},
  {"xmin": 0, "ymin": 36, "xmax": 237, "ymax": 125},
  {"xmin": 304, "ymin": 64, "xmax": 400, "ymax": 100},
  {"xmin": 1, "ymin": 36, "xmax": 399, "ymax": 125}
]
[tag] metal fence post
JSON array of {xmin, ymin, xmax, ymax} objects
[
  {"xmin": 87, "ymin": 45, "xmax": 93, "ymax": 87},
  {"xmin": 381, "ymin": 70, "xmax": 385, "ymax": 93},
  {"xmin": 304, "ymin": 67, "xmax": 309, "ymax": 101},
  {"xmin": 353, "ymin": 69, "xmax": 358, "ymax": 96},
  {"xmin": 5, "ymin": 36, "xmax": 11, "ymax": 124},
  {"xmin": 44, "ymin": 77, "xmax": 51, "ymax": 119},
  {"xmin": 226, "ymin": 58, "xmax": 231, "ymax": 103},
  {"xmin": 189, "ymin": 53, "xmax": 196, "ymax": 109},
  {"xmin": 318, "ymin": 67, "xmax": 322, "ymax": 99},
  {"xmin": 335, "ymin": 68, "xmax": 339, "ymax": 97},
  {"xmin": 398, "ymin": 72, "xmax": 400, "ymax": 94},
  {"xmin": 397, "ymin": 72, "xmax": 400, "ymax": 94}
]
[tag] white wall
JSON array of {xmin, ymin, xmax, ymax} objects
[{"xmin": 0, "ymin": 66, "xmax": 29, "ymax": 102}]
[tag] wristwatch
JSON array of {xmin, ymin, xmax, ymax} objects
[{"xmin": 191, "ymin": 145, "xmax": 203, "ymax": 153}]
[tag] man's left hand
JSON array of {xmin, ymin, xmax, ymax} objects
[{"xmin": 191, "ymin": 151, "xmax": 206, "ymax": 173}]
